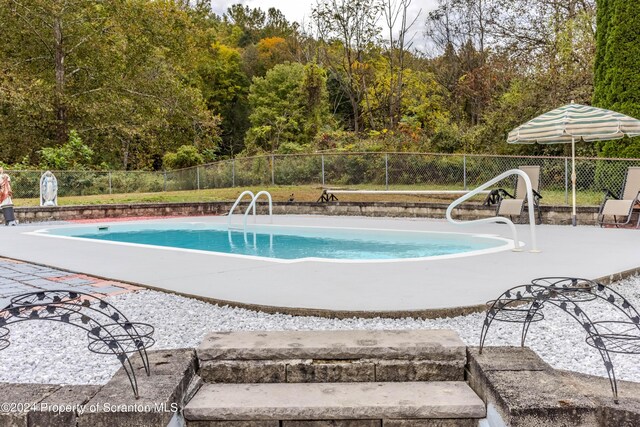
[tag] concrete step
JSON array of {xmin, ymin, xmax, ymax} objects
[
  {"xmin": 198, "ymin": 330, "xmax": 466, "ymax": 383},
  {"xmin": 184, "ymin": 381, "xmax": 486, "ymax": 426}
]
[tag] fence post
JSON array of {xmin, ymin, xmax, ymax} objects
[
  {"xmin": 271, "ymin": 154, "xmax": 275, "ymax": 185},
  {"xmin": 232, "ymin": 159, "xmax": 236, "ymax": 187},
  {"xmin": 108, "ymin": 171, "xmax": 112, "ymax": 194},
  {"xmin": 463, "ymin": 155, "xmax": 467, "ymax": 190},
  {"xmin": 385, "ymin": 153, "xmax": 389, "ymax": 190},
  {"xmin": 564, "ymin": 157, "xmax": 569, "ymax": 205},
  {"xmin": 196, "ymin": 166, "xmax": 200, "ymax": 190},
  {"xmin": 163, "ymin": 170, "xmax": 167, "ymax": 192},
  {"xmin": 321, "ymin": 154, "xmax": 325, "ymax": 186}
]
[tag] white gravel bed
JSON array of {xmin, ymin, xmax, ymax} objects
[{"xmin": 1, "ymin": 275, "xmax": 639, "ymax": 386}]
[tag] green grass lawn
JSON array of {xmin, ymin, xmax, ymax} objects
[{"xmin": 13, "ymin": 184, "xmax": 602, "ymax": 207}]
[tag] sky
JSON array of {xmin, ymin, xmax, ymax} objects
[{"xmin": 211, "ymin": 0, "xmax": 440, "ymax": 52}]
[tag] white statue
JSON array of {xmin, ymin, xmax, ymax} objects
[{"xmin": 40, "ymin": 171, "xmax": 58, "ymax": 207}]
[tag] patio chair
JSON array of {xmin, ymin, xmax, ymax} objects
[
  {"xmin": 597, "ymin": 167, "xmax": 640, "ymax": 228},
  {"xmin": 495, "ymin": 165, "xmax": 543, "ymax": 224}
]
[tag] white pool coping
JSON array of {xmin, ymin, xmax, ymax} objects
[{"xmin": 1, "ymin": 215, "xmax": 639, "ymax": 314}]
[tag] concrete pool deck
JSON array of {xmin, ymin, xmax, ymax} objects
[{"xmin": 0, "ymin": 215, "xmax": 638, "ymax": 317}]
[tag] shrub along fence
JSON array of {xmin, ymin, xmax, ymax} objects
[{"xmin": 8, "ymin": 153, "xmax": 640, "ymax": 205}]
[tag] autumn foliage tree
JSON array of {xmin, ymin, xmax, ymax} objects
[
  {"xmin": 2, "ymin": 0, "xmax": 638, "ymax": 169},
  {"xmin": 0, "ymin": 0, "xmax": 221, "ymax": 169}
]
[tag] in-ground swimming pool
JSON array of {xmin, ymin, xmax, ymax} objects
[{"xmin": 36, "ymin": 222, "xmax": 513, "ymax": 262}]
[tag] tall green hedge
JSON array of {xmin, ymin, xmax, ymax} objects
[{"xmin": 593, "ymin": 0, "xmax": 640, "ymax": 157}]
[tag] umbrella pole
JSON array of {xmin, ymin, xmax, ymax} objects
[{"xmin": 571, "ymin": 137, "xmax": 577, "ymax": 226}]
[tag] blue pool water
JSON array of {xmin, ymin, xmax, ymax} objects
[{"xmin": 43, "ymin": 223, "xmax": 509, "ymax": 261}]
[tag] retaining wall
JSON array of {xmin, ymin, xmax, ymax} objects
[{"xmin": 12, "ymin": 201, "xmax": 604, "ymax": 225}]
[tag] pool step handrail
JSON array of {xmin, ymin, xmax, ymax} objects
[
  {"xmin": 243, "ymin": 190, "xmax": 273, "ymax": 230},
  {"xmin": 228, "ymin": 190, "xmax": 255, "ymax": 228},
  {"xmin": 227, "ymin": 192, "xmax": 273, "ymax": 249},
  {"xmin": 446, "ymin": 169, "xmax": 539, "ymax": 252}
]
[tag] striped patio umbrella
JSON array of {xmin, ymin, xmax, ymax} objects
[{"xmin": 508, "ymin": 102, "xmax": 640, "ymax": 226}]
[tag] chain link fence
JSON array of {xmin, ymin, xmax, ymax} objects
[
  {"xmin": 5, "ymin": 170, "xmax": 165, "ymax": 199},
  {"xmin": 8, "ymin": 153, "xmax": 640, "ymax": 205}
]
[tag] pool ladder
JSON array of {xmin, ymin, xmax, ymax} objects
[
  {"xmin": 227, "ymin": 190, "xmax": 273, "ymax": 248},
  {"xmin": 446, "ymin": 169, "xmax": 539, "ymax": 252}
]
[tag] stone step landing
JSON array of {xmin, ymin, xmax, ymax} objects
[
  {"xmin": 183, "ymin": 381, "xmax": 486, "ymax": 426},
  {"xmin": 197, "ymin": 330, "xmax": 466, "ymax": 383}
]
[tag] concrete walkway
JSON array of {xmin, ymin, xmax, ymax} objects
[{"xmin": 0, "ymin": 215, "xmax": 638, "ymax": 316}]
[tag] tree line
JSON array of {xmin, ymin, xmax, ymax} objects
[{"xmin": 0, "ymin": 0, "xmax": 636, "ymax": 171}]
